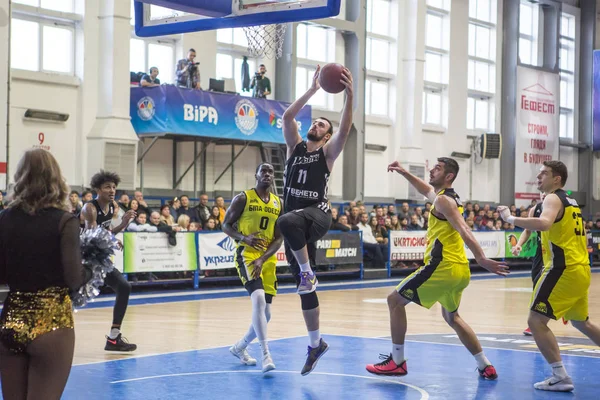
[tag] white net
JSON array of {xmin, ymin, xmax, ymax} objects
[{"xmin": 243, "ymin": 24, "xmax": 287, "ymax": 59}]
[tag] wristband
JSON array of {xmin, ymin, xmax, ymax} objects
[{"xmin": 507, "ymin": 216, "xmax": 516, "ymax": 224}]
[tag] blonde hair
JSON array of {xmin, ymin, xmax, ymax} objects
[
  {"xmin": 9, "ymin": 149, "xmax": 70, "ymax": 214},
  {"xmin": 177, "ymin": 214, "xmax": 190, "ymax": 229}
]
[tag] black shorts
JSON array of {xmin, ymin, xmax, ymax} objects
[{"xmin": 282, "ymin": 204, "xmax": 332, "ymax": 286}]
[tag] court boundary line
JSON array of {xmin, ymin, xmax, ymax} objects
[{"xmin": 108, "ymin": 369, "xmax": 430, "ymax": 399}]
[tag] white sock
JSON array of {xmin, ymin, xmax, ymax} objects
[
  {"xmin": 236, "ymin": 337, "xmax": 250, "ymax": 350},
  {"xmin": 240, "ymin": 303, "xmax": 272, "ymax": 347},
  {"xmin": 109, "ymin": 328, "xmax": 120, "ymax": 339},
  {"xmin": 308, "ymin": 329, "xmax": 321, "ymax": 348},
  {"xmin": 474, "ymin": 351, "xmax": 491, "ymax": 370},
  {"xmin": 551, "ymin": 361, "xmax": 568, "ymax": 379},
  {"xmin": 300, "ymin": 261, "xmax": 312, "ymax": 273},
  {"xmin": 259, "ymin": 340, "xmax": 269, "ymax": 356},
  {"xmin": 392, "ymin": 343, "xmax": 404, "ymax": 365},
  {"xmin": 251, "ymin": 290, "xmax": 268, "ymax": 340}
]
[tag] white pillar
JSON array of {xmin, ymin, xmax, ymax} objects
[
  {"xmin": 0, "ymin": 0, "xmax": 8, "ymax": 189},
  {"xmin": 87, "ymin": 0, "xmax": 138, "ymax": 190}
]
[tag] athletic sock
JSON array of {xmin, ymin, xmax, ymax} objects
[
  {"xmin": 474, "ymin": 351, "xmax": 491, "ymax": 370},
  {"xmin": 236, "ymin": 337, "xmax": 250, "ymax": 350},
  {"xmin": 551, "ymin": 361, "xmax": 568, "ymax": 379},
  {"xmin": 391, "ymin": 343, "xmax": 404, "ymax": 365},
  {"xmin": 308, "ymin": 329, "xmax": 321, "ymax": 348},
  {"xmin": 259, "ymin": 340, "xmax": 269, "ymax": 356},
  {"xmin": 300, "ymin": 261, "xmax": 312, "ymax": 273},
  {"xmin": 108, "ymin": 328, "xmax": 120, "ymax": 340}
]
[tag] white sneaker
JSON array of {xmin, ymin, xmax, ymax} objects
[
  {"xmin": 229, "ymin": 345, "xmax": 257, "ymax": 366},
  {"xmin": 262, "ymin": 353, "xmax": 276, "ymax": 373},
  {"xmin": 534, "ymin": 375, "xmax": 574, "ymax": 392}
]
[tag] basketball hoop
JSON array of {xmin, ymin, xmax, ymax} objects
[{"xmin": 243, "ymin": 23, "xmax": 287, "ymax": 59}]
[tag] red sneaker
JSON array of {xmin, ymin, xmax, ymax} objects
[
  {"xmin": 478, "ymin": 365, "xmax": 498, "ymax": 380},
  {"xmin": 523, "ymin": 327, "xmax": 533, "ymax": 336},
  {"xmin": 366, "ymin": 354, "xmax": 408, "ymax": 376},
  {"xmin": 562, "ymin": 318, "xmax": 569, "ymax": 325}
]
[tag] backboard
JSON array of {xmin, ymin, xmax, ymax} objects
[{"xmin": 134, "ymin": 0, "xmax": 342, "ymax": 37}]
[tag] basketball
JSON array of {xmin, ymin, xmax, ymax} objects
[{"xmin": 318, "ymin": 63, "xmax": 346, "ymax": 94}]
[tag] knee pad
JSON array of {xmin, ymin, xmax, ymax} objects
[
  {"xmin": 278, "ymin": 213, "xmax": 306, "ymax": 251},
  {"xmin": 300, "ymin": 291, "xmax": 319, "ymax": 311}
]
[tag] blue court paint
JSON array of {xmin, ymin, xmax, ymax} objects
[{"xmin": 52, "ymin": 335, "xmax": 600, "ymax": 399}]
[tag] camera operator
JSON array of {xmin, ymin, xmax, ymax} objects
[
  {"xmin": 250, "ymin": 64, "xmax": 271, "ymax": 99},
  {"xmin": 176, "ymin": 48, "xmax": 201, "ymax": 90},
  {"xmin": 140, "ymin": 67, "xmax": 160, "ymax": 87}
]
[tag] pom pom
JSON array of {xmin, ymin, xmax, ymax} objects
[{"xmin": 71, "ymin": 227, "xmax": 119, "ymax": 308}]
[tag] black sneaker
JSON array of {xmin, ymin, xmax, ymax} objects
[
  {"xmin": 301, "ymin": 338, "xmax": 329, "ymax": 376},
  {"xmin": 104, "ymin": 333, "xmax": 137, "ymax": 352}
]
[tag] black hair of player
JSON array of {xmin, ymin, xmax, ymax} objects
[
  {"xmin": 437, "ymin": 157, "xmax": 460, "ymax": 183},
  {"xmin": 542, "ymin": 160, "xmax": 568, "ymax": 187},
  {"xmin": 90, "ymin": 170, "xmax": 121, "ymax": 190},
  {"xmin": 318, "ymin": 117, "xmax": 334, "ymax": 135}
]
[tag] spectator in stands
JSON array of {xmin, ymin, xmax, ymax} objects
[
  {"xmin": 348, "ymin": 206, "xmax": 360, "ymax": 226},
  {"xmin": 473, "ymin": 203, "xmax": 480, "ymax": 214},
  {"xmin": 399, "ymin": 217, "xmax": 409, "ymax": 230},
  {"xmin": 195, "ymin": 193, "xmax": 211, "ymax": 225},
  {"xmin": 414, "ymin": 207, "xmax": 424, "ymax": 227},
  {"xmin": 344, "ymin": 202, "xmax": 356, "ymax": 218},
  {"xmin": 0, "ymin": 191, "xmax": 6, "ymax": 210},
  {"xmin": 127, "ymin": 212, "xmax": 157, "ymax": 232},
  {"xmin": 178, "ymin": 195, "xmax": 200, "ymax": 223},
  {"xmin": 331, "ymin": 207, "xmax": 339, "ymax": 223},
  {"xmin": 203, "ymin": 218, "xmax": 220, "ymax": 231},
  {"xmin": 134, "ymin": 191, "xmax": 152, "ymax": 216},
  {"xmin": 463, "ymin": 202, "xmax": 473, "ymax": 218},
  {"xmin": 387, "ymin": 205, "xmax": 396, "ymax": 216},
  {"xmin": 494, "ymin": 220, "xmax": 503, "ymax": 230},
  {"xmin": 68, "ymin": 190, "xmax": 82, "ymax": 215},
  {"xmin": 129, "ymin": 199, "xmax": 139, "ymax": 214},
  {"xmin": 160, "ymin": 204, "xmax": 176, "ymax": 226},
  {"xmin": 359, "ymin": 204, "xmax": 367, "ymax": 215},
  {"xmin": 188, "ymin": 222, "xmax": 201, "ymax": 232},
  {"xmin": 357, "ymin": 213, "xmax": 386, "ymax": 267},
  {"xmin": 168, "ymin": 197, "xmax": 180, "ymax": 220},
  {"xmin": 502, "ymin": 221, "xmax": 511, "ymax": 231},
  {"xmin": 510, "ymin": 204, "xmax": 517, "ymax": 214},
  {"xmin": 81, "ymin": 190, "xmax": 93, "ymax": 203},
  {"xmin": 466, "ymin": 210, "xmax": 475, "ymax": 220},
  {"xmin": 369, "ymin": 216, "xmax": 388, "ymax": 245},
  {"xmin": 140, "ymin": 67, "xmax": 160, "ymax": 87},
  {"xmin": 466, "ymin": 217, "xmax": 476, "ymax": 231},
  {"xmin": 492, "ymin": 211, "xmax": 500, "ymax": 221},
  {"xmin": 485, "ymin": 209, "xmax": 494, "ymax": 223},
  {"xmin": 177, "ymin": 214, "xmax": 190, "ymax": 231},
  {"xmin": 210, "ymin": 206, "xmax": 223, "ymax": 230},
  {"xmin": 424, "ymin": 201, "xmax": 432, "ymax": 212},
  {"xmin": 397, "ymin": 202, "xmax": 410, "ymax": 220},
  {"xmin": 375, "ymin": 206, "xmax": 386, "ymax": 226},
  {"xmin": 389, "ymin": 215, "xmax": 401, "ymax": 230},
  {"xmin": 176, "ymin": 48, "xmax": 201, "ymax": 90},
  {"xmin": 118, "ymin": 193, "xmax": 130, "ymax": 211},
  {"xmin": 215, "ymin": 196, "xmax": 227, "ymax": 223},
  {"xmin": 520, "ymin": 210, "xmax": 528, "ymax": 218},
  {"xmin": 481, "ymin": 220, "xmax": 495, "ymax": 231},
  {"xmin": 148, "ymin": 211, "xmax": 180, "ymax": 233},
  {"xmin": 586, "ymin": 220, "xmax": 594, "ymax": 231},
  {"xmin": 407, "ymin": 214, "xmax": 421, "ymax": 231},
  {"xmin": 595, "ymin": 219, "xmax": 600, "ymax": 230},
  {"xmin": 422, "ymin": 209, "xmax": 430, "ymax": 229},
  {"xmin": 331, "ymin": 213, "xmax": 350, "ymax": 231},
  {"xmin": 337, "ymin": 215, "xmax": 357, "ymax": 231}
]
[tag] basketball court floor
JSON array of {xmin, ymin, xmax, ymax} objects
[{"xmin": 37, "ymin": 269, "xmax": 600, "ymax": 399}]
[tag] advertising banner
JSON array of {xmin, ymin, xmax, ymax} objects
[
  {"xmin": 504, "ymin": 231, "xmax": 538, "ymax": 258},
  {"xmin": 314, "ymin": 231, "xmax": 363, "ymax": 265},
  {"xmin": 463, "ymin": 231, "xmax": 505, "ymax": 259},
  {"xmin": 122, "ymin": 232, "xmax": 197, "ymax": 273},
  {"xmin": 389, "ymin": 231, "xmax": 427, "ymax": 261},
  {"xmin": 515, "ymin": 66, "xmax": 560, "ymax": 207},
  {"xmin": 130, "ymin": 86, "xmax": 311, "ymax": 144}
]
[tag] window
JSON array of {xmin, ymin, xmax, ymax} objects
[
  {"xmin": 366, "ymin": 37, "xmax": 391, "ymax": 74},
  {"xmin": 425, "ymin": 13, "xmax": 444, "ymax": 50},
  {"xmin": 467, "ymin": 0, "xmax": 497, "ymax": 132},
  {"xmin": 14, "ymin": 0, "xmax": 74, "ymax": 13},
  {"xmin": 559, "ymin": 13, "xmax": 576, "ymax": 139},
  {"xmin": 215, "ymin": 52, "xmax": 256, "ymax": 97},
  {"xmin": 426, "ymin": 0, "xmax": 450, "ymax": 10},
  {"xmin": 296, "ymin": 24, "xmax": 335, "ymax": 63},
  {"xmin": 296, "ymin": 67, "xmax": 332, "ymax": 109},
  {"xmin": 216, "ymin": 28, "xmax": 249, "ymax": 48},
  {"xmin": 519, "ymin": 1, "xmax": 540, "ymax": 66},
  {"xmin": 366, "ymin": 0, "xmax": 391, "ymax": 36},
  {"xmin": 422, "ymin": 91, "xmax": 443, "ymax": 125},
  {"xmin": 129, "ymin": 38, "xmax": 175, "ymax": 83},
  {"xmin": 365, "ymin": 79, "xmax": 389, "ymax": 116}
]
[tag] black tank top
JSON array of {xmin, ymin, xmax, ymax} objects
[
  {"xmin": 80, "ymin": 199, "xmax": 115, "ymax": 230},
  {"xmin": 532, "ymin": 202, "xmax": 543, "ymax": 269},
  {"xmin": 283, "ymin": 141, "xmax": 330, "ymax": 213}
]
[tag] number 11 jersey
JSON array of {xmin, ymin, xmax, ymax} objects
[{"xmin": 283, "ymin": 141, "xmax": 330, "ymax": 213}]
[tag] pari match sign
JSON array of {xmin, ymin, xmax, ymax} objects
[
  {"xmin": 314, "ymin": 231, "xmax": 363, "ymax": 265},
  {"xmin": 198, "ymin": 232, "xmax": 287, "ymax": 270},
  {"xmin": 389, "ymin": 231, "xmax": 506, "ymax": 261},
  {"xmin": 122, "ymin": 232, "xmax": 197, "ymax": 273},
  {"xmin": 130, "ymin": 86, "xmax": 311, "ymax": 144}
]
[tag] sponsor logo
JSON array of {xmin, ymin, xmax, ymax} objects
[
  {"xmin": 234, "ymin": 99, "xmax": 259, "ymax": 135},
  {"xmin": 217, "ymin": 236, "xmax": 236, "ymax": 252},
  {"xmin": 401, "ymin": 289, "xmax": 414, "ymax": 299},
  {"xmin": 534, "ymin": 301, "xmax": 548, "ymax": 314},
  {"xmin": 137, "ymin": 97, "xmax": 155, "ymax": 121},
  {"xmin": 203, "ymin": 255, "xmax": 234, "ymax": 267},
  {"xmin": 317, "ymin": 239, "xmax": 358, "ymax": 258},
  {"xmin": 249, "ymin": 198, "xmax": 259, "ymax": 204},
  {"xmin": 520, "ymin": 84, "xmax": 556, "ymax": 114},
  {"xmin": 287, "ymin": 187, "xmax": 319, "ymax": 198},
  {"xmin": 269, "ymin": 110, "xmax": 276, "ymax": 126},
  {"xmin": 393, "ymin": 236, "xmax": 426, "ymax": 248},
  {"xmin": 183, "ymin": 104, "xmax": 218, "ymax": 125}
]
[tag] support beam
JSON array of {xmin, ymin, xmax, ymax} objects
[
  {"xmin": 214, "ymin": 142, "xmax": 250, "ymax": 185},
  {"xmin": 137, "ymin": 136, "xmax": 159, "ymax": 163},
  {"xmin": 172, "ymin": 139, "xmax": 177, "ymax": 191},
  {"xmin": 173, "ymin": 142, "xmax": 207, "ymax": 189}
]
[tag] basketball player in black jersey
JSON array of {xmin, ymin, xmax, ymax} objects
[
  {"xmin": 278, "ymin": 65, "xmax": 353, "ymax": 375},
  {"xmin": 80, "ymin": 171, "xmax": 138, "ymax": 351},
  {"xmin": 511, "ymin": 194, "xmax": 544, "ymax": 336}
]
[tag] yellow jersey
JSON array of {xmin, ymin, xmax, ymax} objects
[
  {"xmin": 541, "ymin": 189, "xmax": 589, "ymax": 270},
  {"xmin": 236, "ymin": 189, "xmax": 281, "ymax": 260},
  {"xmin": 425, "ymin": 188, "xmax": 469, "ymax": 266}
]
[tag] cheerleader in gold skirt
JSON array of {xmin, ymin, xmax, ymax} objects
[{"xmin": 0, "ymin": 149, "xmax": 85, "ymax": 400}]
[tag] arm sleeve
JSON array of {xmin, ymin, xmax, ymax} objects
[{"xmin": 59, "ymin": 212, "xmax": 85, "ymax": 291}]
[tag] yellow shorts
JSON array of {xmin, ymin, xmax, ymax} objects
[
  {"xmin": 396, "ymin": 261, "xmax": 470, "ymax": 312},
  {"xmin": 530, "ymin": 264, "xmax": 590, "ymax": 321},
  {"xmin": 234, "ymin": 247, "xmax": 277, "ymax": 297}
]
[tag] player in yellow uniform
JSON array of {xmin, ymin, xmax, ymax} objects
[
  {"xmin": 499, "ymin": 160, "xmax": 600, "ymax": 392},
  {"xmin": 222, "ymin": 163, "xmax": 283, "ymax": 373},
  {"xmin": 366, "ymin": 158, "xmax": 508, "ymax": 379}
]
